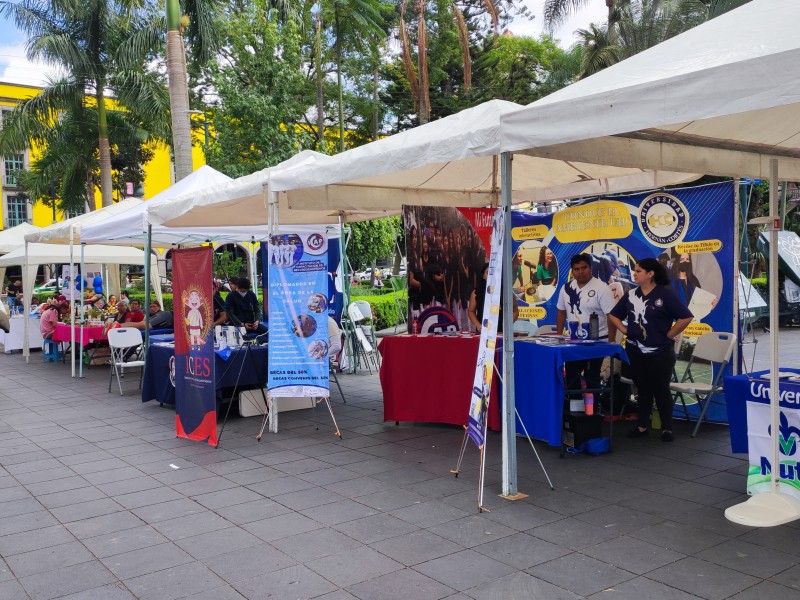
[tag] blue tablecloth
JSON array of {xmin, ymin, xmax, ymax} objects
[
  {"xmin": 142, "ymin": 343, "xmax": 269, "ymax": 405},
  {"xmin": 724, "ymin": 368, "xmax": 800, "ymax": 454},
  {"xmin": 514, "ymin": 340, "xmax": 628, "ymax": 446}
]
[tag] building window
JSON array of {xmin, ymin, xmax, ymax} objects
[
  {"xmin": 4, "ymin": 154, "xmax": 24, "ymax": 187},
  {"xmin": 65, "ymin": 209, "xmax": 82, "ymax": 219},
  {"xmin": 6, "ymin": 194, "xmax": 28, "ymax": 227}
]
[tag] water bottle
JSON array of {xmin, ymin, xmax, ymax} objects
[
  {"xmin": 589, "ymin": 312, "xmax": 599, "ymax": 340},
  {"xmin": 583, "ymin": 392, "xmax": 595, "ymax": 416},
  {"xmin": 411, "ymin": 311, "xmax": 419, "ymax": 335}
]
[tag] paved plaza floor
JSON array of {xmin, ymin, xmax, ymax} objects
[{"xmin": 1, "ymin": 328, "xmax": 800, "ymax": 599}]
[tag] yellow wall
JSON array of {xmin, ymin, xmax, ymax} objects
[{"xmin": 0, "ymin": 81, "xmax": 206, "ymax": 225}]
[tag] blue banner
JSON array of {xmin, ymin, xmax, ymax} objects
[
  {"xmin": 511, "ymin": 182, "xmax": 735, "ymax": 423},
  {"xmin": 267, "ymin": 232, "xmax": 330, "ymax": 398}
]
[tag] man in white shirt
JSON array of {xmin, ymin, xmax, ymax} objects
[{"xmin": 555, "ymin": 253, "xmax": 617, "ymax": 400}]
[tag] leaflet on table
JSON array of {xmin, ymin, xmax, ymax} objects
[
  {"xmin": 172, "ymin": 247, "xmax": 217, "ymax": 446},
  {"xmin": 267, "ymin": 232, "xmax": 330, "ymax": 399},
  {"xmin": 466, "ymin": 208, "xmax": 504, "ymax": 448}
]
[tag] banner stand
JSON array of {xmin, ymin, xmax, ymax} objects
[{"xmin": 258, "ymin": 395, "xmax": 342, "ymax": 441}]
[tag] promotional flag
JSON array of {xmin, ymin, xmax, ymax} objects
[
  {"xmin": 172, "ymin": 247, "xmax": 217, "ymax": 445},
  {"xmin": 267, "ymin": 232, "xmax": 330, "ymax": 398},
  {"xmin": 466, "ymin": 208, "xmax": 504, "ymax": 447}
]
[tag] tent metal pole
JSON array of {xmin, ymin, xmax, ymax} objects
[
  {"xmin": 79, "ymin": 243, "xmax": 85, "ymax": 378},
  {"xmin": 23, "ymin": 241, "xmax": 29, "ymax": 363},
  {"xmin": 733, "ymin": 180, "xmax": 740, "ymax": 375},
  {"xmin": 70, "ymin": 226, "xmax": 76, "ymax": 378},
  {"xmin": 769, "ymin": 159, "xmax": 780, "ymax": 494},
  {"xmin": 500, "ymin": 152, "xmax": 518, "ymax": 498},
  {"xmin": 144, "ymin": 224, "xmax": 152, "ymax": 351}
]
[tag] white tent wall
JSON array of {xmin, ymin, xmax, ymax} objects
[{"xmin": 0, "ymin": 222, "xmax": 42, "ymax": 290}]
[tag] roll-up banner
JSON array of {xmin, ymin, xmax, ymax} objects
[
  {"xmin": 172, "ymin": 247, "xmax": 217, "ymax": 445},
  {"xmin": 467, "ymin": 208, "xmax": 504, "ymax": 448},
  {"xmin": 267, "ymin": 232, "xmax": 330, "ymax": 398},
  {"xmin": 510, "ymin": 181, "xmax": 735, "ymax": 423}
]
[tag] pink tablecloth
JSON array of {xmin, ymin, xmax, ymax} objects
[{"xmin": 52, "ymin": 323, "xmax": 107, "ymax": 347}]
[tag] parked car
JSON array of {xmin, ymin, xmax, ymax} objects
[{"xmin": 33, "ymin": 278, "xmax": 62, "ymax": 295}]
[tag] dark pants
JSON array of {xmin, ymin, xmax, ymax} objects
[
  {"xmin": 629, "ymin": 345, "xmax": 676, "ymax": 431},
  {"xmin": 565, "ymin": 358, "xmax": 603, "ymax": 399}
]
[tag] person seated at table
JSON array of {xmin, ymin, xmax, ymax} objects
[
  {"xmin": 328, "ymin": 317, "xmax": 342, "ymax": 359},
  {"xmin": 112, "ymin": 299, "xmax": 131, "ymax": 325},
  {"xmin": 107, "ymin": 295, "xmax": 117, "ymax": 309},
  {"xmin": 225, "ymin": 277, "xmax": 267, "ymax": 339},
  {"xmin": 83, "ymin": 288, "xmax": 105, "ymax": 309},
  {"xmin": 555, "ymin": 253, "xmax": 618, "ymax": 403},
  {"xmin": 120, "ymin": 290, "xmax": 130, "ymax": 303},
  {"xmin": 126, "ymin": 300, "xmax": 173, "ymax": 331},
  {"xmin": 125, "ymin": 299, "xmax": 145, "ymax": 324},
  {"xmin": 39, "ymin": 303, "xmax": 60, "ymax": 340},
  {"xmin": 212, "ymin": 281, "xmax": 229, "ymax": 326},
  {"xmin": 467, "ymin": 263, "xmax": 518, "ymax": 333}
]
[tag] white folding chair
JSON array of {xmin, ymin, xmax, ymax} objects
[
  {"xmin": 353, "ymin": 300, "xmax": 379, "ymax": 346},
  {"xmin": 107, "ymin": 327, "xmax": 145, "ymax": 396},
  {"xmin": 347, "ymin": 301, "xmax": 381, "ymax": 371},
  {"xmin": 670, "ymin": 331, "xmax": 736, "ymax": 437}
]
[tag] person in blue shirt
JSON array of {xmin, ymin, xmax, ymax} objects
[{"xmin": 609, "ymin": 257, "xmax": 693, "ymax": 442}]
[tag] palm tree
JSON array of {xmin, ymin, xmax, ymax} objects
[
  {"xmin": 544, "ymin": 0, "xmax": 622, "ymax": 33},
  {"xmin": 0, "ymin": 0, "xmax": 169, "ymax": 208},
  {"xmin": 164, "ymin": 0, "xmax": 220, "ymax": 181}
]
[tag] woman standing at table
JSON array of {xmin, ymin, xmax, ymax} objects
[{"xmin": 608, "ymin": 257, "xmax": 693, "ymax": 442}]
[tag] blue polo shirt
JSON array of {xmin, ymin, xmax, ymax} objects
[{"xmin": 610, "ymin": 285, "xmax": 692, "ymax": 353}]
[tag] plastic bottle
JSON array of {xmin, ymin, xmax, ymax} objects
[
  {"xmin": 589, "ymin": 312, "xmax": 599, "ymax": 340},
  {"xmin": 583, "ymin": 392, "xmax": 595, "ymax": 415},
  {"xmin": 411, "ymin": 312, "xmax": 419, "ymax": 335}
]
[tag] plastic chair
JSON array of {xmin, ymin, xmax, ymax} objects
[
  {"xmin": 389, "ymin": 276, "xmax": 408, "ymax": 333},
  {"xmin": 42, "ymin": 338, "xmax": 63, "ymax": 362},
  {"xmin": 347, "ymin": 301, "xmax": 381, "ymax": 371},
  {"xmin": 107, "ymin": 327, "xmax": 145, "ymax": 396},
  {"xmin": 670, "ymin": 331, "xmax": 737, "ymax": 437}
]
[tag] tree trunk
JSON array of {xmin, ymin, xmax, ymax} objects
[
  {"xmin": 335, "ymin": 10, "xmax": 345, "ymax": 153},
  {"xmin": 315, "ymin": 7, "xmax": 325, "ymax": 150},
  {"xmin": 606, "ymin": 0, "xmax": 615, "ymax": 24},
  {"xmin": 86, "ymin": 170, "xmax": 97, "ymax": 212},
  {"xmin": 96, "ymin": 87, "xmax": 113, "ymax": 208},
  {"xmin": 415, "ymin": 0, "xmax": 430, "ymax": 124},
  {"xmin": 166, "ymin": 0, "xmax": 193, "ymax": 182}
]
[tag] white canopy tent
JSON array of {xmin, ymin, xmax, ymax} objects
[
  {"xmin": 25, "ymin": 197, "xmax": 143, "ymax": 245},
  {"xmin": 0, "ymin": 222, "xmax": 41, "ymax": 287}
]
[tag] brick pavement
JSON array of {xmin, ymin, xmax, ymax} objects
[{"xmin": 0, "ymin": 329, "xmax": 799, "ymax": 599}]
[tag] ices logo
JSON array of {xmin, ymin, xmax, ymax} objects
[
  {"xmin": 638, "ymin": 192, "xmax": 689, "ymax": 247},
  {"xmin": 770, "ymin": 412, "xmax": 800, "ymax": 457},
  {"xmin": 305, "ymin": 233, "xmax": 327, "ymax": 256}
]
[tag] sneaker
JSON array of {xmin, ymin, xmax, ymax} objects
[
  {"xmin": 627, "ymin": 427, "xmax": 649, "ymax": 438},
  {"xmin": 661, "ymin": 430, "xmax": 674, "ymax": 442}
]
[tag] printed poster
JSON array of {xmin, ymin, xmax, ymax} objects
[
  {"xmin": 172, "ymin": 247, "xmax": 217, "ymax": 445},
  {"xmin": 267, "ymin": 232, "xmax": 330, "ymax": 398},
  {"xmin": 403, "ymin": 206, "xmax": 494, "ymax": 333},
  {"xmin": 466, "ymin": 208, "xmax": 504, "ymax": 448}
]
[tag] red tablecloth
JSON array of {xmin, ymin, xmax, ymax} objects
[
  {"xmin": 379, "ymin": 335, "xmax": 500, "ymax": 430},
  {"xmin": 52, "ymin": 323, "xmax": 107, "ymax": 347}
]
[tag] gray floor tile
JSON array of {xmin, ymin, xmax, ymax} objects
[
  {"xmin": 131, "ymin": 497, "xmax": 206, "ymax": 522},
  {"xmin": 307, "ymin": 545, "xmax": 403, "ymax": 587},
  {"xmin": 201, "ymin": 543, "xmax": 297, "ymax": 582},
  {"xmin": 730, "ymin": 580, "xmax": 800, "ymax": 599},
  {"xmin": 332, "ymin": 513, "xmax": 418, "ymax": 544},
  {"xmin": 82, "ymin": 525, "xmax": 169, "ymax": 559},
  {"xmin": 464, "ymin": 571, "xmax": 582, "ymax": 600},
  {"xmin": 50, "ymin": 498, "xmax": 124, "ymax": 523},
  {"xmin": 696, "ymin": 538, "xmax": 798, "ymax": 579},
  {"xmin": 151, "ymin": 510, "xmax": 232, "ymax": 540},
  {"xmin": 64, "ymin": 511, "xmax": 145, "ymax": 540},
  {"xmin": 390, "ymin": 500, "xmax": 470, "ymax": 529},
  {"xmin": 174, "ymin": 526, "xmax": 262, "ymax": 560},
  {"xmin": 271, "ymin": 527, "xmax": 362, "ymax": 562},
  {"xmin": 18, "ymin": 560, "xmax": 115, "ymax": 600},
  {"xmin": 473, "ymin": 532, "xmax": 571, "ymax": 570},
  {"xmin": 528, "ymin": 551, "xmax": 635, "ymax": 597},
  {"xmin": 648, "ymin": 557, "xmax": 761, "ymax": 600},
  {"xmin": 5, "ymin": 540, "xmax": 95, "ymax": 578},
  {"xmin": 101, "ymin": 541, "xmax": 194, "ymax": 579},
  {"xmin": 586, "ymin": 576, "xmax": 705, "ymax": 600},
  {"xmin": 770, "ymin": 563, "xmax": 800, "ymax": 590},
  {"xmin": 214, "ymin": 499, "xmax": 293, "ymax": 525},
  {"xmin": 124, "ymin": 560, "xmax": 227, "ymax": 600},
  {"xmin": 415, "ymin": 549, "xmax": 516, "ymax": 592},
  {"xmin": 0, "ymin": 525, "xmax": 76, "ymax": 556},
  {"xmin": 530, "ymin": 516, "xmax": 620, "ymax": 551},
  {"xmin": 0, "ymin": 578, "xmax": 31, "ymax": 600},
  {"xmin": 348, "ymin": 568, "xmax": 455, "ymax": 600},
  {"xmin": 427, "ymin": 514, "xmax": 516, "ymax": 548},
  {"xmin": 233, "ymin": 564, "xmax": 337, "ymax": 600},
  {"xmin": 56, "ymin": 581, "xmax": 138, "ymax": 599},
  {"xmin": 0, "ymin": 510, "xmax": 58, "ymax": 537},
  {"xmin": 299, "ymin": 498, "xmax": 379, "ymax": 526},
  {"xmin": 630, "ymin": 520, "xmax": 729, "ymax": 555},
  {"xmin": 242, "ymin": 512, "xmax": 324, "ymax": 542}
]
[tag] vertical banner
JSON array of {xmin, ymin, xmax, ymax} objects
[
  {"xmin": 466, "ymin": 208, "xmax": 504, "ymax": 447},
  {"xmin": 510, "ymin": 182, "xmax": 735, "ymax": 423},
  {"xmin": 744, "ymin": 377, "xmax": 800, "ymax": 500},
  {"xmin": 61, "ymin": 265, "xmax": 79, "ymax": 301},
  {"xmin": 172, "ymin": 247, "xmax": 217, "ymax": 445},
  {"xmin": 403, "ymin": 205, "xmax": 494, "ymax": 333},
  {"xmin": 268, "ymin": 232, "xmax": 330, "ymax": 398}
]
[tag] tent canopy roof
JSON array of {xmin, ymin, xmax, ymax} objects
[
  {"xmin": 0, "ymin": 223, "xmax": 41, "ymax": 254},
  {"xmin": 501, "ymin": 0, "xmax": 800, "ymax": 180},
  {"xmin": 25, "ymin": 198, "xmax": 143, "ymax": 245},
  {"xmin": 0, "ymin": 243, "xmax": 148, "ymax": 267}
]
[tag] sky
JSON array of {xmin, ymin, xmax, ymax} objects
[{"xmin": 0, "ymin": 2, "xmax": 609, "ymax": 88}]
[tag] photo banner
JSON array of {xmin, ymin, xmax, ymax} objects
[
  {"xmin": 467, "ymin": 208, "xmax": 504, "ymax": 448},
  {"xmin": 172, "ymin": 247, "xmax": 217, "ymax": 446},
  {"xmin": 403, "ymin": 205, "xmax": 495, "ymax": 333},
  {"xmin": 267, "ymin": 232, "xmax": 330, "ymax": 398},
  {"xmin": 510, "ymin": 181, "xmax": 735, "ymax": 422}
]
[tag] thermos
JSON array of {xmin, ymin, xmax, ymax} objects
[
  {"xmin": 589, "ymin": 312, "xmax": 599, "ymax": 340},
  {"xmin": 584, "ymin": 392, "xmax": 594, "ymax": 415}
]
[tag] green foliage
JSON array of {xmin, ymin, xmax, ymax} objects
[
  {"xmin": 213, "ymin": 250, "xmax": 245, "ymax": 285},
  {"xmin": 128, "ymin": 292, "xmax": 174, "ymax": 311},
  {"xmin": 204, "ymin": 4, "xmax": 314, "ymax": 176},
  {"xmin": 351, "ymin": 290, "xmax": 407, "ymax": 329},
  {"xmin": 348, "ymin": 217, "xmax": 400, "ymax": 270}
]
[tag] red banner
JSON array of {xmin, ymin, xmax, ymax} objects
[{"xmin": 172, "ymin": 247, "xmax": 217, "ymax": 445}]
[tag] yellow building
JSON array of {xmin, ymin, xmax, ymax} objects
[{"xmin": 0, "ymin": 81, "xmax": 206, "ymax": 229}]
